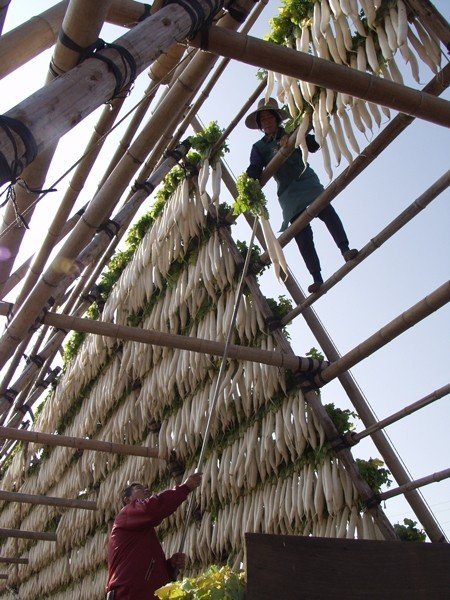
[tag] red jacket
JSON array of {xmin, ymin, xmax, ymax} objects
[{"xmin": 106, "ymin": 484, "xmax": 190, "ymax": 599}]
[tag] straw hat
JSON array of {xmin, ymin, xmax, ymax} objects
[{"xmin": 245, "ymin": 97, "xmax": 290, "ymax": 130}]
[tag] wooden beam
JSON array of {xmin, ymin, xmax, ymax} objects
[
  {"xmin": 191, "ymin": 27, "xmax": 450, "ymax": 128},
  {"xmin": 315, "ymin": 281, "xmax": 450, "ymax": 386},
  {"xmin": 404, "ymin": 0, "xmax": 450, "ymax": 49},
  {"xmin": 0, "ymin": 528, "xmax": 56, "ymax": 542},
  {"xmin": 379, "ymin": 467, "xmax": 450, "ymax": 501},
  {"xmin": 0, "ymin": 426, "xmax": 161, "ymax": 459},
  {"xmin": 350, "ymin": 383, "xmax": 450, "ymax": 444},
  {"xmin": 0, "ymin": 490, "xmax": 97, "ymax": 511},
  {"xmin": 0, "ymin": 303, "xmax": 311, "ymax": 372},
  {"xmin": 0, "ymin": 557, "xmax": 28, "ymax": 565}
]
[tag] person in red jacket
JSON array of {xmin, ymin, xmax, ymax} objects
[{"xmin": 106, "ymin": 473, "xmax": 202, "ymax": 599}]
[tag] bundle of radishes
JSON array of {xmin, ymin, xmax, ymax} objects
[{"xmin": 265, "ymin": 0, "xmax": 442, "ymax": 178}]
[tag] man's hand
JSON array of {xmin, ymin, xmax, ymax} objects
[
  {"xmin": 183, "ymin": 472, "xmax": 202, "ymax": 491},
  {"xmin": 169, "ymin": 552, "xmax": 186, "ymax": 570}
]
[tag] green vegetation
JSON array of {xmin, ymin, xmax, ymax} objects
[
  {"xmin": 156, "ymin": 565, "xmax": 245, "ymax": 599},
  {"xmin": 233, "ymin": 173, "xmax": 268, "ymax": 219},
  {"xmin": 394, "ymin": 518, "xmax": 426, "ymax": 542}
]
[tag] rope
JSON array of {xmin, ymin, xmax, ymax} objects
[{"xmin": 177, "ymin": 214, "xmax": 260, "ymax": 556}]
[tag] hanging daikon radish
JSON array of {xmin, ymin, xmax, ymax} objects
[
  {"xmin": 337, "ymin": 14, "xmax": 353, "ymax": 51},
  {"xmin": 384, "ymin": 13, "xmax": 398, "ymax": 53},
  {"xmin": 375, "ymin": 24, "xmax": 393, "ymax": 61},
  {"xmin": 334, "ymin": 18, "xmax": 349, "ymax": 63},
  {"xmin": 321, "ymin": 136, "xmax": 333, "ymax": 180},
  {"xmin": 359, "ymin": 0, "xmax": 376, "ymax": 29},
  {"xmin": 332, "ymin": 112, "xmax": 354, "ymax": 164},
  {"xmin": 388, "ymin": 55, "xmax": 404, "ymax": 84},
  {"xmin": 211, "ymin": 161, "xmax": 222, "ymax": 214},
  {"xmin": 312, "ymin": 1, "xmax": 322, "ymax": 44},
  {"xmin": 407, "ymin": 28, "xmax": 438, "ymax": 74},
  {"xmin": 295, "ymin": 111, "xmax": 311, "ymax": 166},
  {"xmin": 356, "ymin": 44, "xmax": 367, "ymax": 72},
  {"xmin": 320, "ymin": 0, "xmax": 331, "ymax": 36},
  {"xmin": 264, "ymin": 69, "xmax": 275, "ymax": 103},
  {"xmin": 328, "ymin": 0, "xmax": 342, "ymax": 19},
  {"xmin": 325, "ymin": 25, "xmax": 342, "ymax": 64},
  {"xmin": 327, "ymin": 120, "xmax": 342, "ymax": 165},
  {"xmin": 396, "ymin": 0, "xmax": 408, "ymax": 47},
  {"xmin": 357, "ymin": 100, "xmax": 374, "ymax": 132},
  {"xmin": 260, "ymin": 217, "xmax": 289, "ymax": 281},
  {"xmin": 312, "ymin": 105, "xmax": 325, "ymax": 146},
  {"xmin": 274, "ymin": 71, "xmax": 285, "ymax": 103},
  {"xmin": 325, "ymin": 87, "xmax": 335, "ymax": 114},
  {"xmin": 413, "ymin": 19, "xmax": 441, "ymax": 67},
  {"xmin": 318, "ymin": 89, "xmax": 330, "ymax": 137},
  {"xmin": 367, "ymin": 101, "xmax": 382, "ymax": 128},
  {"xmin": 341, "ymin": 109, "xmax": 361, "ymax": 154},
  {"xmin": 290, "ymin": 79, "xmax": 304, "ymax": 113},
  {"xmin": 365, "ymin": 34, "xmax": 379, "ymax": 73},
  {"xmin": 350, "ymin": 101, "xmax": 366, "ymax": 134},
  {"xmin": 198, "ymin": 158, "xmax": 210, "ymax": 194}
]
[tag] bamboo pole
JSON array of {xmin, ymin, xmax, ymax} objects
[
  {"xmin": 0, "ymin": 4, "xmax": 254, "ymax": 370},
  {"xmin": 25, "ymin": 309, "xmax": 308, "ymax": 372},
  {"xmin": 97, "ymin": 45, "xmax": 186, "ymax": 190},
  {"xmin": 0, "ymin": 1, "xmax": 161, "ymax": 80},
  {"xmin": 0, "ymin": 490, "xmax": 97, "ymax": 511},
  {"xmin": 316, "ymin": 281, "xmax": 450, "ymax": 386},
  {"xmin": 0, "ymin": 2, "xmax": 68, "ymax": 80},
  {"xmin": 0, "ymin": 426, "xmax": 161, "ymax": 459},
  {"xmin": 281, "ymin": 170, "xmax": 450, "ymax": 323},
  {"xmin": 404, "ymin": 0, "xmax": 450, "ymax": 48},
  {"xmin": 219, "ymin": 153, "xmax": 447, "ymax": 542},
  {"xmin": 0, "ymin": 0, "xmax": 11, "ymax": 35},
  {"xmin": 191, "ymin": 27, "xmax": 450, "ymax": 127},
  {"xmin": 0, "ymin": 1, "xmax": 224, "ymax": 185},
  {"xmin": 0, "ymin": 0, "xmax": 116, "ymax": 297},
  {"xmin": 349, "ymin": 384, "xmax": 450, "ymax": 444},
  {"xmin": 0, "ymin": 207, "xmax": 85, "ymax": 300},
  {"xmin": 13, "ymin": 90, "xmax": 128, "ymax": 309},
  {"xmin": 379, "ymin": 468, "xmax": 450, "ymax": 502},
  {"xmin": 0, "ymin": 528, "xmax": 56, "ymax": 542},
  {"xmin": 0, "ymin": 558, "xmax": 28, "ymax": 565}
]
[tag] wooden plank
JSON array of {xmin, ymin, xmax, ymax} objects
[
  {"xmin": 0, "ymin": 528, "xmax": 56, "ymax": 542},
  {"xmin": 246, "ymin": 534, "xmax": 450, "ymax": 599},
  {"xmin": 0, "ymin": 557, "xmax": 28, "ymax": 565}
]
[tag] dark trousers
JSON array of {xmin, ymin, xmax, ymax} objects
[{"xmin": 292, "ymin": 204, "xmax": 349, "ymax": 279}]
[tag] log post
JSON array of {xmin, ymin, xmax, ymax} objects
[
  {"xmin": 0, "ymin": 528, "xmax": 57, "ymax": 542},
  {"xmin": 0, "ymin": 490, "xmax": 96, "ymax": 511},
  {"xmin": 0, "ymin": 426, "xmax": 161, "ymax": 459},
  {"xmin": 191, "ymin": 27, "xmax": 450, "ymax": 127}
]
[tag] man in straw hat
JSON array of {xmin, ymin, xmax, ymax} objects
[{"xmin": 245, "ymin": 98, "xmax": 357, "ymax": 293}]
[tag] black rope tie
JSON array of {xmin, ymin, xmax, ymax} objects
[
  {"xmin": 81, "ymin": 39, "xmax": 137, "ymax": 102},
  {"xmin": 3, "ymin": 389, "xmax": 18, "ymax": 405},
  {"xmin": 0, "ymin": 115, "xmax": 38, "ymax": 194},
  {"xmin": 133, "ymin": 180, "xmax": 156, "ymax": 196},
  {"xmin": 138, "ymin": 4, "xmax": 152, "ymax": 22},
  {"xmin": 18, "ymin": 404, "xmax": 34, "ymax": 420},
  {"xmin": 163, "ymin": 0, "xmax": 224, "ymax": 38},
  {"xmin": 97, "ymin": 219, "xmax": 121, "ymax": 239}
]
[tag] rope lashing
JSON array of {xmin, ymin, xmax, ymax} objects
[
  {"xmin": 162, "ymin": 0, "xmax": 224, "ymax": 39},
  {"xmin": 0, "ymin": 115, "xmax": 37, "ymax": 187},
  {"xmin": 81, "ymin": 39, "xmax": 137, "ymax": 102},
  {"xmin": 138, "ymin": 4, "xmax": 152, "ymax": 22},
  {"xmin": 96, "ymin": 219, "xmax": 121, "ymax": 240}
]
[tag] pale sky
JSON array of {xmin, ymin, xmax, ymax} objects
[{"xmin": 0, "ymin": 0, "xmax": 449, "ymax": 542}]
